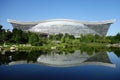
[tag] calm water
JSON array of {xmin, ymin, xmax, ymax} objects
[{"xmin": 0, "ymin": 48, "xmax": 120, "ymax": 80}]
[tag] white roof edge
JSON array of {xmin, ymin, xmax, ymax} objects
[
  {"xmin": 7, "ymin": 19, "xmax": 39, "ymax": 24},
  {"xmin": 7, "ymin": 18, "xmax": 116, "ymax": 25}
]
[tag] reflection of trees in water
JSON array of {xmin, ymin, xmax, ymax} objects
[
  {"xmin": 85, "ymin": 52, "xmax": 111, "ymax": 63},
  {"xmin": 0, "ymin": 51, "xmax": 12, "ymax": 65},
  {"xmin": 0, "ymin": 50, "xmax": 48, "ymax": 65},
  {"xmin": 0, "ymin": 47, "xmax": 118, "ymax": 65},
  {"xmin": 60, "ymin": 46, "xmax": 108, "ymax": 56},
  {"xmin": 109, "ymin": 47, "xmax": 120, "ymax": 57},
  {"xmin": 26, "ymin": 50, "xmax": 48, "ymax": 62},
  {"xmin": 80, "ymin": 46, "xmax": 107, "ymax": 56}
]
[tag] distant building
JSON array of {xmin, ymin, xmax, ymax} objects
[{"xmin": 8, "ymin": 19, "xmax": 115, "ymax": 37}]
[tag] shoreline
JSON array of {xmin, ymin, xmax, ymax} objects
[{"xmin": 0, "ymin": 43, "xmax": 120, "ymax": 52}]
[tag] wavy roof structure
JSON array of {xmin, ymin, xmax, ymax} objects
[{"xmin": 7, "ymin": 19, "xmax": 116, "ymax": 25}]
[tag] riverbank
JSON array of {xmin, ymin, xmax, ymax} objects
[{"xmin": 0, "ymin": 42, "xmax": 119, "ymax": 52}]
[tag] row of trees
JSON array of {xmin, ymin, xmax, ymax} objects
[
  {"xmin": 0, "ymin": 25, "xmax": 40, "ymax": 45},
  {"xmin": 80, "ymin": 33, "xmax": 120, "ymax": 44},
  {"xmin": 0, "ymin": 25, "xmax": 120, "ymax": 46}
]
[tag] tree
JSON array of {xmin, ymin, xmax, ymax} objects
[
  {"xmin": 84, "ymin": 34, "xmax": 94, "ymax": 42},
  {"xmin": 55, "ymin": 33, "xmax": 63, "ymax": 40},
  {"xmin": 115, "ymin": 33, "xmax": 120, "ymax": 43},
  {"xmin": 1, "ymin": 29, "xmax": 7, "ymax": 44},
  {"xmin": 63, "ymin": 33, "xmax": 70, "ymax": 43},
  {"xmin": 49, "ymin": 35, "xmax": 55, "ymax": 40},
  {"xmin": 0, "ymin": 25, "xmax": 2, "ymax": 30},
  {"xmin": 4, "ymin": 29, "xmax": 13, "ymax": 43},
  {"xmin": 69, "ymin": 34, "xmax": 75, "ymax": 39},
  {"xmin": 28, "ymin": 33, "xmax": 39, "ymax": 45},
  {"xmin": 12, "ymin": 29, "xmax": 23, "ymax": 43},
  {"xmin": 0, "ymin": 25, "xmax": 4, "ymax": 44},
  {"xmin": 80, "ymin": 34, "xmax": 94, "ymax": 42},
  {"xmin": 21, "ymin": 32, "xmax": 28, "ymax": 44}
]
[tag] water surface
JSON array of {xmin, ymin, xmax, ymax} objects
[{"xmin": 0, "ymin": 48, "xmax": 120, "ymax": 80}]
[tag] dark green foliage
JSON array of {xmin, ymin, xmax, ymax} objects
[
  {"xmin": 0, "ymin": 25, "xmax": 13, "ymax": 44},
  {"xmin": 28, "ymin": 33, "xmax": 39, "ymax": 45},
  {"xmin": 80, "ymin": 34, "xmax": 94, "ymax": 43},
  {"xmin": 79, "ymin": 34, "xmax": 112, "ymax": 43},
  {"xmin": 49, "ymin": 33, "xmax": 64, "ymax": 40},
  {"xmin": 55, "ymin": 33, "xmax": 64, "ymax": 40},
  {"xmin": 11, "ymin": 29, "xmax": 28, "ymax": 44},
  {"xmin": 0, "ymin": 25, "xmax": 2, "ymax": 30},
  {"xmin": 115, "ymin": 33, "xmax": 120, "ymax": 42}
]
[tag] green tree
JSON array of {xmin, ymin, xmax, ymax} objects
[
  {"xmin": 115, "ymin": 33, "xmax": 120, "ymax": 43},
  {"xmin": 12, "ymin": 29, "xmax": 23, "ymax": 43},
  {"xmin": 0, "ymin": 25, "xmax": 4, "ymax": 44},
  {"xmin": 28, "ymin": 33, "xmax": 39, "ymax": 45},
  {"xmin": 0, "ymin": 25, "xmax": 2, "ymax": 30},
  {"xmin": 49, "ymin": 35, "xmax": 55, "ymax": 40},
  {"xmin": 55, "ymin": 33, "xmax": 63, "ymax": 40},
  {"xmin": 21, "ymin": 32, "xmax": 29, "ymax": 44}
]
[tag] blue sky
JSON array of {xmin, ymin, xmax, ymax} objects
[{"xmin": 0, "ymin": 0, "xmax": 120, "ymax": 36}]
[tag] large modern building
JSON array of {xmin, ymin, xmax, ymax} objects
[{"xmin": 8, "ymin": 19, "xmax": 115, "ymax": 37}]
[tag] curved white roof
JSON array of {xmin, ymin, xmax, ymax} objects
[{"xmin": 7, "ymin": 19, "xmax": 116, "ymax": 25}]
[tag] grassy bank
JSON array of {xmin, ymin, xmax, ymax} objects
[{"xmin": 0, "ymin": 42, "xmax": 109, "ymax": 52}]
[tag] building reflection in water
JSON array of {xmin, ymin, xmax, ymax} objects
[
  {"xmin": 107, "ymin": 52, "xmax": 120, "ymax": 69},
  {"xmin": 0, "ymin": 50, "xmax": 117, "ymax": 68},
  {"xmin": 37, "ymin": 50, "xmax": 116, "ymax": 67}
]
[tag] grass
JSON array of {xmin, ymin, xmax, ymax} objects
[{"xmin": 0, "ymin": 42, "xmax": 109, "ymax": 52}]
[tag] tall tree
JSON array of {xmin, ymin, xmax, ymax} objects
[
  {"xmin": 28, "ymin": 33, "xmax": 39, "ymax": 45},
  {"xmin": 115, "ymin": 33, "xmax": 120, "ymax": 43}
]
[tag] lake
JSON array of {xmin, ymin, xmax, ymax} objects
[{"xmin": 0, "ymin": 48, "xmax": 120, "ymax": 80}]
